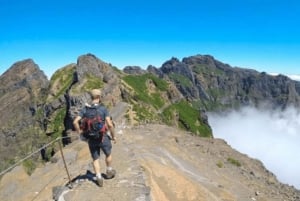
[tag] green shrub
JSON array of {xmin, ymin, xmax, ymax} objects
[
  {"xmin": 216, "ymin": 161, "xmax": 223, "ymax": 168},
  {"xmin": 227, "ymin": 157, "xmax": 241, "ymax": 167},
  {"xmin": 48, "ymin": 108, "xmax": 66, "ymax": 139},
  {"xmin": 23, "ymin": 159, "xmax": 36, "ymax": 175}
]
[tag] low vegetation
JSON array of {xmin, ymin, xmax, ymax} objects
[
  {"xmin": 227, "ymin": 157, "xmax": 241, "ymax": 167},
  {"xmin": 50, "ymin": 108, "xmax": 66, "ymax": 139},
  {"xmin": 163, "ymin": 101, "xmax": 212, "ymax": 137},
  {"xmin": 216, "ymin": 161, "xmax": 223, "ymax": 168},
  {"xmin": 122, "ymin": 73, "xmax": 212, "ymax": 137},
  {"xmin": 123, "ymin": 74, "xmax": 168, "ymax": 108},
  {"xmin": 22, "ymin": 159, "xmax": 36, "ymax": 175},
  {"xmin": 49, "ymin": 64, "xmax": 75, "ymax": 99},
  {"xmin": 122, "ymin": 74, "xmax": 168, "ymax": 121},
  {"xmin": 82, "ymin": 73, "xmax": 104, "ymax": 92},
  {"xmin": 169, "ymin": 72, "xmax": 192, "ymax": 87}
]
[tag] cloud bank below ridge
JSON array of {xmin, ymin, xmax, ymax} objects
[{"xmin": 208, "ymin": 106, "xmax": 300, "ymax": 189}]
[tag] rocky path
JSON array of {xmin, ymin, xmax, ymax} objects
[{"xmin": 54, "ymin": 102, "xmax": 151, "ymax": 201}]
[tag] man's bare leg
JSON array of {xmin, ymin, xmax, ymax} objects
[
  {"xmin": 105, "ymin": 154, "xmax": 112, "ymax": 167},
  {"xmin": 105, "ymin": 154, "xmax": 116, "ymax": 178},
  {"xmin": 93, "ymin": 158, "xmax": 103, "ymax": 187}
]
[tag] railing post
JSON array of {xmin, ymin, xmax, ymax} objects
[{"xmin": 57, "ymin": 139, "xmax": 72, "ymax": 188}]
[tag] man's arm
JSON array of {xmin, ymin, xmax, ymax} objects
[{"xmin": 106, "ymin": 116, "xmax": 116, "ymax": 143}]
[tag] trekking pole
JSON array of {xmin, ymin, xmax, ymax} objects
[{"xmin": 57, "ymin": 139, "xmax": 72, "ymax": 188}]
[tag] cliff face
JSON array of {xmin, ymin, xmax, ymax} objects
[
  {"xmin": 147, "ymin": 55, "xmax": 300, "ymax": 110},
  {"xmin": 0, "ymin": 59, "xmax": 49, "ymax": 123},
  {"xmin": 41, "ymin": 53, "xmax": 122, "ymax": 144},
  {"xmin": 0, "ymin": 59, "xmax": 49, "ymax": 170}
]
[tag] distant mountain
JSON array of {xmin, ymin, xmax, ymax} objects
[
  {"xmin": 147, "ymin": 55, "xmax": 300, "ymax": 110},
  {"xmin": 0, "ymin": 59, "xmax": 49, "ymax": 171},
  {"xmin": 1, "ymin": 53, "xmax": 300, "ymax": 199}
]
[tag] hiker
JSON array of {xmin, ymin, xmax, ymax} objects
[{"xmin": 73, "ymin": 89, "xmax": 117, "ymax": 187}]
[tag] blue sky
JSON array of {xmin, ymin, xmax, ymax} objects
[{"xmin": 1, "ymin": 0, "xmax": 299, "ymax": 79}]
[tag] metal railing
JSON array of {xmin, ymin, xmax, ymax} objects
[{"xmin": 0, "ymin": 135, "xmax": 77, "ymax": 186}]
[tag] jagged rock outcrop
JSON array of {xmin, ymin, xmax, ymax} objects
[
  {"xmin": 123, "ymin": 66, "xmax": 147, "ymax": 75},
  {"xmin": 76, "ymin": 53, "xmax": 109, "ymax": 81},
  {"xmin": 0, "ymin": 59, "xmax": 49, "ymax": 171},
  {"xmin": 49, "ymin": 54, "xmax": 122, "ymax": 144},
  {"xmin": 160, "ymin": 57, "xmax": 199, "ymax": 99},
  {"xmin": 150, "ymin": 55, "xmax": 300, "ymax": 110},
  {"xmin": 147, "ymin": 65, "xmax": 164, "ymax": 77},
  {"xmin": 44, "ymin": 54, "xmax": 121, "ymax": 124}
]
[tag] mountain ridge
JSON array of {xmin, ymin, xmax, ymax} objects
[{"xmin": 1, "ymin": 53, "xmax": 300, "ymax": 200}]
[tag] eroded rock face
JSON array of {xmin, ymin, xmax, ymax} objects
[
  {"xmin": 123, "ymin": 66, "xmax": 147, "ymax": 75},
  {"xmin": 0, "ymin": 59, "xmax": 49, "ymax": 170},
  {"xmin": 152, "ymin": 55, "xmax": 300, "ymax": 110},
  {"xmin": 76, "ymin": 53, "xmax": 116, "ymax": 82},
  {"xmin": 73, "ymin": 53, "xmax": 121, "ymax": 104}
]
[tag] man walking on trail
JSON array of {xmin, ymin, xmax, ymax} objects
[{"xmin": 73, "ymin": 89, "xmax": 117, "ymax": 187}]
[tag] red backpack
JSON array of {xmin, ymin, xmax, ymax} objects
[{"xmin": 80, "ymin": 105, "xmax": 108, "ymax": 140}]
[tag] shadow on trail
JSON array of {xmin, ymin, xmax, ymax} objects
[
  {"xmin": 70, "ymin": 169, "xmax": 115, "ymax": 186},
  {"xmin": 53, "ymin": 169, "xmax": 116, "ymax": 200}
]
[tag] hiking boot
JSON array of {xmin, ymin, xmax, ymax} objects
[
  {"xmin": 106, "ymin": 169, "xmax": 116, "ymax": 179},
  {"xmin": 96, "ymin": 177, "xmax": 103, "ymax": 187}
]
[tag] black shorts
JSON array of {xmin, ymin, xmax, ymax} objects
[{"xmin": 88, "ymin": 135, "xmax": 112, "ymax": 160}]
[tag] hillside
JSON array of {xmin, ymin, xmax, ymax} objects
[
  {"xmin": 146, "ymin": 55, "xmax": 300, "ymax": 110},
  {"xmin": 0, "ymin": 102, "xmax": 299, "ymax": 201}
]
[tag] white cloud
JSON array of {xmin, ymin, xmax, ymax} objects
[
  {"xmin": 208, "ymin": 107, "xmax": 300, "ymax": 189},
  {"xmin": 288, "ymin": 74, "xmax": 300, "ymax": 81},
  {"xmin": 268, "ymin": 72, "xmax": 300, "ymax": 81}
]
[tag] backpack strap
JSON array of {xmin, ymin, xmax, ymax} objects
[{"xmin": 94, "ymin": 105, "xmax": 108, "ymax": 142}]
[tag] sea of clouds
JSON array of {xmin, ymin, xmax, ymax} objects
[
  {"xmin": 208, "ymin": 106, "xmax": 300, "ymax": 189},
  {"xmin": 288, "ymin": 74, "xmax": 300, "ymax": 81}
]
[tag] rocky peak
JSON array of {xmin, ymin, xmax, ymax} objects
[
  {"xmin": 2, "ymin": 59, "xmax": 38, "ymax": 77},
  {"xmin": 161, "ymin": 57, "xmax": 181, "ymax": 72},
  {"xmin": 182, "ymin": 54, "xmax": 215, "ymax": 65},
  {"xmin": 0, "ymin": 58, "xmax": 49, "ymax": 111},
  {"xmin": 182, "ymin": 54, "xmax": 233, "ymax": 73},
  {"xmin": 160, "ymin": 57, "xmax": 198, "ymax": 99},
  {"xmin": 161, "ymin": 57, "xmax": 194, "ymax": 80},
  {"xmin": 0, "ymin": 59, "xmax": 49, "ymax": 173},
  {"xmin": 123, "ymin": 66, "xmax": 146, "ymax": 75},
  {"xmin": 0, "ymin": 59, "xmax": 48, "ymax": 93},
  {"xmin": 76, "ymin": 53, "xmax": 111, "ymax": 81},
  {"xmin": 147, "ymin": 65, "xmax": 165, "ymax": 78}
]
